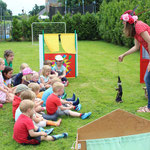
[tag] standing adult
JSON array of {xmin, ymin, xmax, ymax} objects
[{"xmin": 118, "ymin": 10, "xmax": 150, "ymax": 112}]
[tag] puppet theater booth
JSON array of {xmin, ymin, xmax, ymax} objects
[
  {"xmin": 140, "ymin": 45, "xmax": 150, "ymax": 83},
  {"xmin": 39, "ymin": 32, "xmax": 78, "ymax": 78},
  {"xmin": 75, "ymin": 109, "xmax": 150, "ymax": 150}
]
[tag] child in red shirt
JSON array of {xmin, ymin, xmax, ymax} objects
[
  {"xmin": 13, "ymin": 100, "xmax": 68, "ymax": 145},
  {"xmin": 12, "ymin": 84, "xmax": 29, "ymax": 119},
  {"xmin": 46, "ymin": 82, "xmax": 92, "ymax": 120}
]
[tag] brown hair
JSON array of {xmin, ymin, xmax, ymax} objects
[
  {"xmin": 20, "ymin": 90, "xmax": 36, "ymax": 101},
  {"xmin": 44, "ymin": 60, "xmax": 52, "ymax": 66},
  {"xmin": 20, "ymin": 100, "xmax": 34, "ymax": 113},
  {"xmin": 28, "ymin": 83, "xmax": 40, "ymax": 93},
  {"xmin": 123, "ymin": 22, "xmax": 136, "ymax": 38},
  {"xmin": 4, "ymin": 50, "xmax": 14, "ymax": 59}
]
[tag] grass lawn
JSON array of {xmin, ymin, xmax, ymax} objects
[{"xmin": 0, "ymin": 41, "xmax": 149, "ymax": 150}]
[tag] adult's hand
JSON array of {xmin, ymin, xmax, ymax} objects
[{"xmin": 118, "ymin": 54, "xmax": 124, "ymax": 62}]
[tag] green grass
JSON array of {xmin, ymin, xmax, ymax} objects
[{"xmin": 0, "ymin": 41, "xmax": 148, "ymax": 150}]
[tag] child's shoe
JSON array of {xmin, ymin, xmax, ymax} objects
[
  {"xmin": 66, "ymin": 93, "xmax": 75, "ymax": 101},
  {"xmin": 75, "ymin": 104, "xmax": 81, "ymax": 111},
  {"xmin": 81, "ymin": 112, "xmax": 92, "ymax": 120},
  {"xmin": 61, "ymin": 92, "xmax": 67, "ymax": 99},
  {"xmin": 52, "ymin": 133, "xmax": 68, "ymax": 140},
  {"xmin": 73, "ymin": 98, "xmax": 79, "ymax": 106},
  {"xmin": 0, "ymin": 104, "xmax": 3, "ymax": 108},
  {"xmin": 45, "ymin": 128, "xmax": 54, "ymax": 135}
]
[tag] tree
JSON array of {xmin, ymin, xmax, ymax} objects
[{"xmin": 29, "ymin": 4, "xmax": 45, "ymax": 16}]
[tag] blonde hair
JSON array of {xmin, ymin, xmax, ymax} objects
[
  {"xmin": 20, "ymin": 90, "xmax": 36, "ymax": 101},
  {"xmin": 44, "ymin": 60, "xmax": 52, "ymax": 66},
  {"xmin": 28, "ymin": 83, "xmax": 40, "ymax": 93},
  {"xmin": 0, "ymin": 58, "xmax": 4, "ymax": 65},
  {"xmin": 20, "ymin": 63, "xmax": 29, "ymax": 71},
  {"xmin": 22, "ymin": 74, "xmax": 32, "ymax": 82},
  {"xmin": 20, "ymin": 100, "xmax": 34, "ymax": 113},
  {"xmin": 41, "ymin": 65, "xmax": 51, "ymax": 76},
  {"xmin": 51, "ymin": 77, "xmax": 61, "ymax": 85},
  {"xmin": 52, "ymin": 82, "xmax": 64, "ymax": 93},
  {"xmin": 32, "ymin": 71, "xmax": 39, "ymax": 78}
]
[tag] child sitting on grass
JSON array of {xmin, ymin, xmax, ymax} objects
[
  {"xmin": 22, "ymin": 67, "xmax": 33, "ymax": 86},
  {"xmin": 2, "ymin": 66, "xmax": 13, "ymax": 88},
  {"xmin": 28, "ymin": 83, "xmax": 46, "ymax": 113},
  {"xmin": 52, "ymin": 55, "xmax": 69, "ymax": 86},
  {"xmin": 4, "ymin": 50, "xmax": 14, "ymax": 68},
  {"xmin": 13, "ymin": 63, "xmax": 29, "ymax": 86},
  {"xmin": 39, "ymin": 65, "xmax": 52, "ymax": 89},
  {"xmin": 30, "ymin": 71, "xmax": 45, "ymax": 91},
  {"xmin": 13, "ymin": 100, "xmax": 68, "ymax": 145},
  {"xmin": 46, "ymin": 82, "xmax": 91, "ymax": 120},
  {"xmin": 15, "ymin": 90, "xmax": 61, "ymax": 127},
  {"xmin": 12, "ymin": 84, "xmax": 29, "ymax": 119},
  {"xmin": 42, "ymin": 77, "xmax": 78, "ymax": 107},
  {"xmin": 0, "ymin": 58, "xmax": 13, "ymax": 104}
]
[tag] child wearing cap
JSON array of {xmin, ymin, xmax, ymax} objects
[
  {"xmin": 13, "ymin": 63, "xmax": 29, "ymax": 86},
  {"xmin": 12, "ymin": 84, "xmax": 29, "ymax": 119},
  {"xmin": 46, "ymin": 82, "xmax": 92, "ymax": 120},
  {"xmin": 4, "ymin": 50, "xmax": 14, "ymax": 68},
  {"xmin": 22, "ymin": 67, "xmax": 33, "ymax": 86},
  {"xmin": 13, "ymin": 100, "xmax": 68, "ymax": 145},
  {"xmin": 52, "ymin": 55, "xmax": 69, "ymax": 86}
]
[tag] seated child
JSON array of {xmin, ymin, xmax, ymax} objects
[
  {"xmin": 2, "ymin": 66, "xmax": 13, "ymax": 88},
  {"xmin": 22, "ymin": 67, "xmax": 33, "ymax": 86},
  {"xmin": 46, "ymin": 82, "xmax": 92, "ymax": 120},
  {"xmin": 30, "ymin": 71, "xmax": 45, "ymax": 91},
  {"xmin": 12, "ymin": 84, "xmax": 29, "ymax": 119},
  {"xmin": 13, "ymin": 63, "xmax": 29, "ymax": 86},
  {"xmin": 52, "ymin": 55, "xmax": 69, "ymax": 86},
  {"xmin": 28, "ymin": 83, "xmax": 46, "ymax": 113},
  {"xmin": 13, "ymin": 100, "xmax": 68, "ymax": 145},
  {"xmin": 4, "ymin": 50, "xmax": 14, "ymax": 68},
  {"xmin": 39, "ymin": 65, "xmax": 52, "ymax": 89},
  {"xmin": 15, "ymin": 90, "xmax": 61, "ymax": 127},
  {"xmin": 42, "ymin": 77, "xmax": 78, "ymax": 107},
  {"xmin": 0, "ymin": 58, "xmax": 13, "ymax": 104}
]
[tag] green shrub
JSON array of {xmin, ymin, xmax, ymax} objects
[{"xmin": 12, "ymin": 18, "xmax": 22, "ymax": 41}]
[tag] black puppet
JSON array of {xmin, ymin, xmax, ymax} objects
[{"xmin": 115, "ymin": 76, "xmax": 123, "ymax": 103}]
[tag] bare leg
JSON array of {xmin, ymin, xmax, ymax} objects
[
  {"xmin": 68, "ymin": 110, "xmax": 81, "ymax": 117},
  {"xmin": 41, "ymin": 135, "xmax": 54, "ymax": 141}
]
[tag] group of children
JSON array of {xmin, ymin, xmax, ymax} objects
[{"xmin": 0, "ymin": 50, "xmax": 92, "ymax": 145}]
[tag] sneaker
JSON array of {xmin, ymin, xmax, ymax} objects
[
  {"xmin": 81, "ymin": 112, "xmax": 92, "ymax": 120},
  {"xmin": 75, "ymin": 104, "xmax": 82, "ymax": 111},
  {"xmin": 73, "ymin": 98, "xmax": 79, "ymax": 106},
  {"xmin": 63, "ymin": 133, "xmax": 68, "ymax": 138},
  {"xmin": 45, "ymin": 128, "xmax": 54, "ymax": 135}
]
